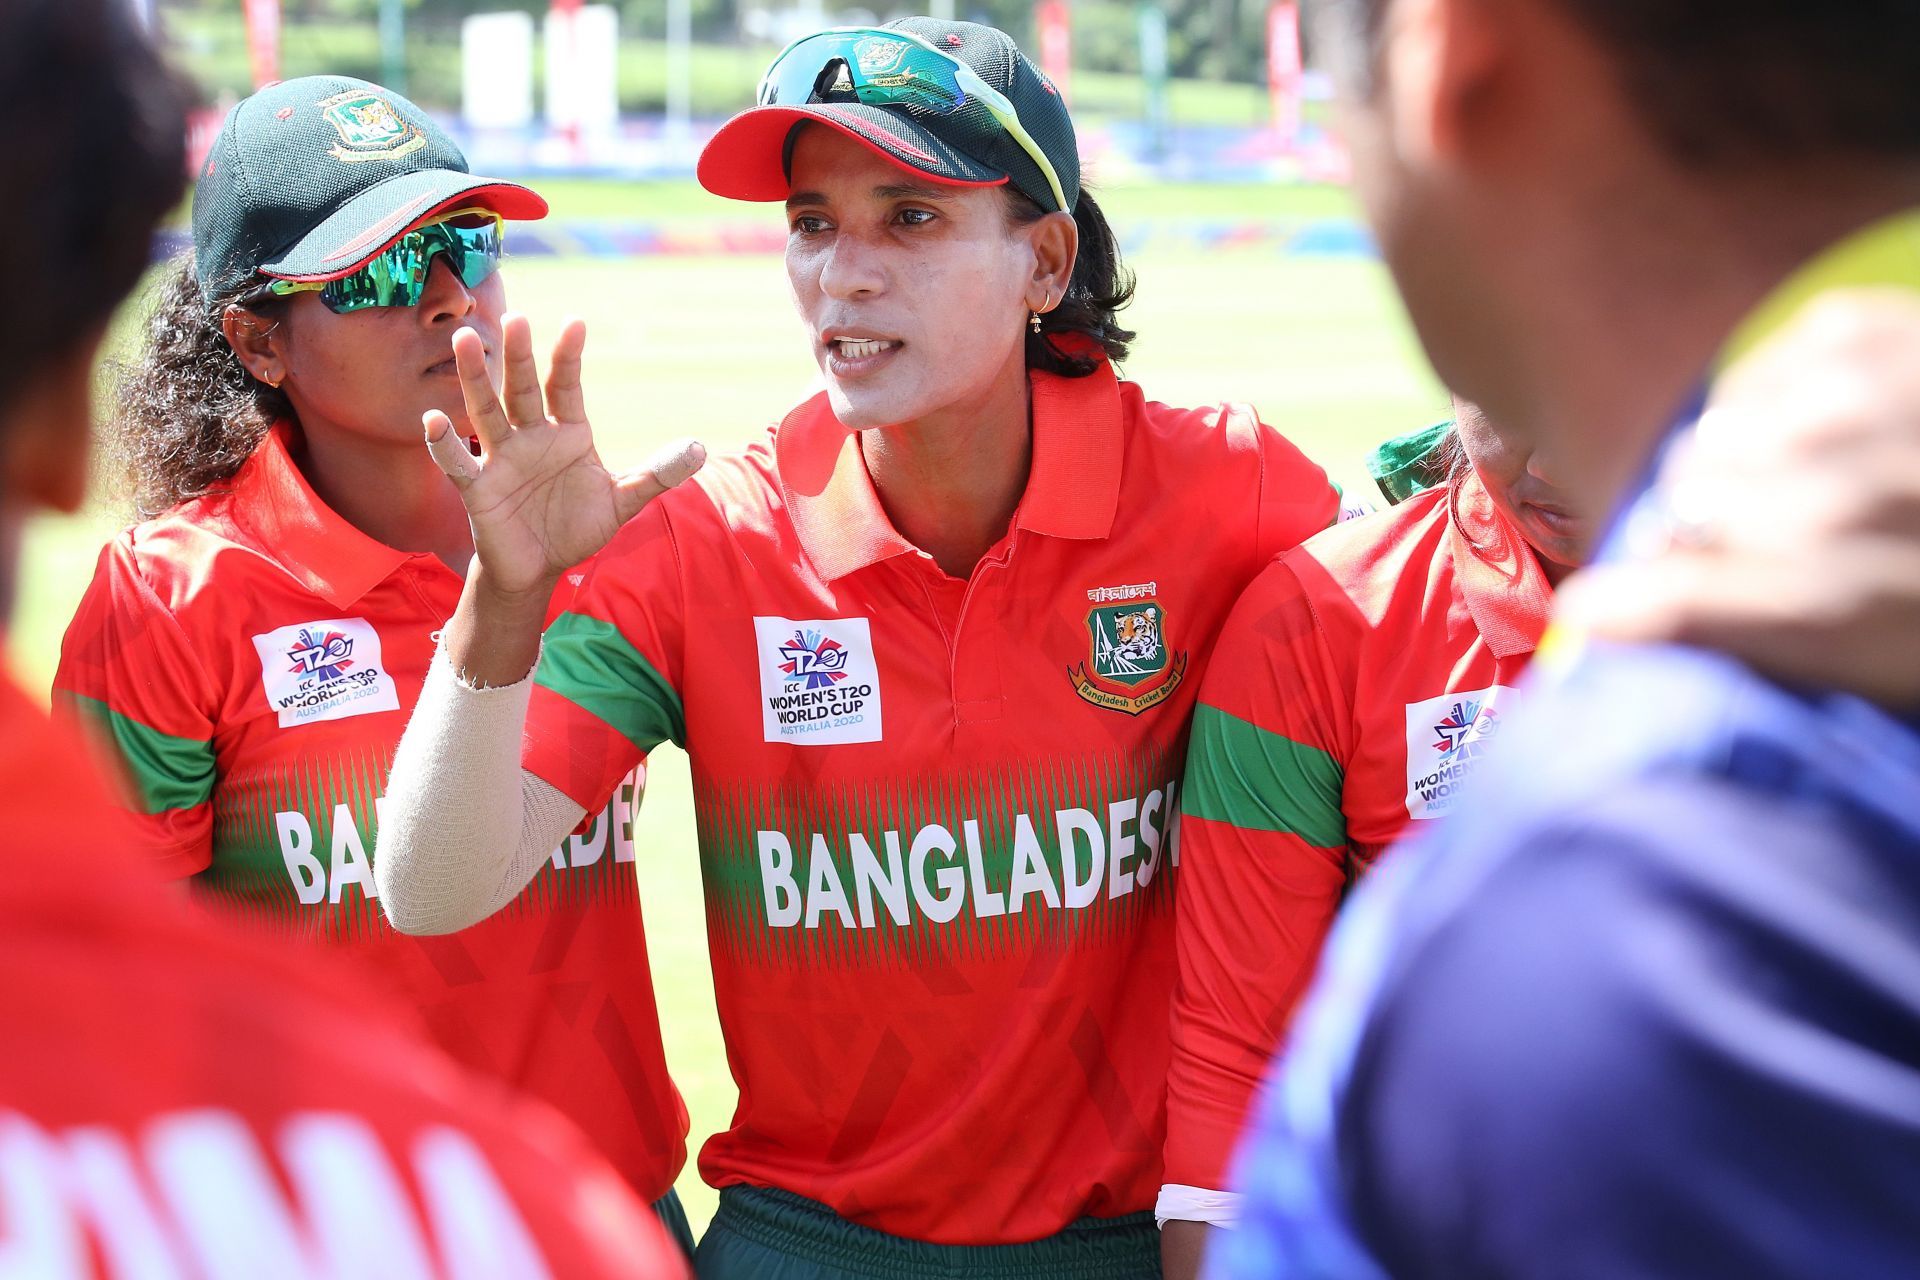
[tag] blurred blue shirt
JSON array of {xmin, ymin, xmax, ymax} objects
[{"xmin": 1210, "ymin": 418, "xmax": 1920, "ymax": 1279}]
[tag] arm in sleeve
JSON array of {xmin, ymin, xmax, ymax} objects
[
  {"xmin": 52, "ymin": 537, "xmax": 219, "ymax": 877},
  {"xmin": 1165, "ymin": 551, "xmax": 1357, "ymax": 1207},
  {"xmin": 1330, "ymin": 778, "xmax": 1920, "ymax": 1280},
  {"xmin": 522, "ymin": 500, "xmax": 690, "ymax": 815},
  {"xmin": 377, "ymin": 501, "xmax": 691, "ymax": 935},
  {"xmin": 375, "ymin": 649, "xmax": 589, "ymax": 934}
]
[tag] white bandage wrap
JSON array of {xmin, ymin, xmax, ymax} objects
[
  {"xmin": 374, "ymin": 645, "xmax": 587, "ymax": 935},
  {"xmin": 1156, "ymin": 1184, "xmax": 1244, "ymax": 1230}
]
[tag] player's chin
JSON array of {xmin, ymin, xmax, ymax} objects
[{"xmin": 822, "ymin": 379, "xmax": 920, "ymax": 432}]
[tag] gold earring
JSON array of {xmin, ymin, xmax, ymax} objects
[{"xmin": 1030, "ymin": 312, "xmax": 1042, "ymax": 334}]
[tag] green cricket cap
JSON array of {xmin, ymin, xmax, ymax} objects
[
  {"xmin": 699, "ymin": 18, "xmax": 1081, "ymax": 214},
  {"xmin": 191, "ymin": 75, "xmax": 547, "ymax": 302}
]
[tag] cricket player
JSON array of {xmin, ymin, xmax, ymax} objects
[
  {"xmin": 54, "ymin": 76, "xmax": 694, "ymax": 1249},
  {"xmin": 1214, "ymin": 0, "xmax": 1920, "ymax": 1275},
  {"xmin": 1157, "ymin": 399, "xmax": 1601, "ymax": 1270},
  {"xmin": 1, "ymin": 4, "xmax": 685, "ymax": 1275},
  {"xmin": 376, "ymin": 18, "xmax": 1343, "ymax": 1276}
]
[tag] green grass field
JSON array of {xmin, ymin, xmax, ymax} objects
[{"xmin": 12, "ymin": 181, "xmax": 1439, "ymax": 1233}]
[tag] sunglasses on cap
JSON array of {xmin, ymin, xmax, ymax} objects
[
  {"xmin": 756, "ymin": 27, "xmax": 1070, "ymax": 214},
  {"xmin": 247, "ymin": 209, "xmax": 504, "ymax": 314}
]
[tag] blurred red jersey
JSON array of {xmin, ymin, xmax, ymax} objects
[
  {"xmin": 0, "ymin": 667, "xmax": 686, "ymax": 1278},
  {"xmin": 1168, "ymin": 470, "xmax": 1553, "ymax": 1192}
]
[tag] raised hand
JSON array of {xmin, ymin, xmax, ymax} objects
[
  {"xmin": 425, "ymin": 312, "xmax": 704, "ymax": 600},
  {"xmin": 424, "ymin": 313, "xmax": 703, "ymax": 687}
]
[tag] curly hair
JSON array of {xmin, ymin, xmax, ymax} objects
[
  {"xmin": 1005, "ymin": 187, "xmax": 1139, "ymax": 377},
  {"xmin": 107, "ymin": 254, "xmax": 292, "ymax": 519}
]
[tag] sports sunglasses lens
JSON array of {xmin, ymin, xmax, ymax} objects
[
  {"xmin": 762, "ymin": 32, "xmax": 964, "ymax": 112},
  {"xmin": 448, "ymin": 221, "xmax": 503, "ymax": 289},
  {"xmin": 328, "ymin": 223, "xmax": 502, "ymax": 311},
  {"xmin": 761, "ymin": 33, "xmax": 850, "ymax": 105}
]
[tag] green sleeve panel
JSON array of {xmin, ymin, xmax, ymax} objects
[
  {"xmin": 1182, "ymin": 702, "xmax": 1347, "ymax": 850},
  {"xmin": 56, "ymin": 691, "xmax": 216, "ymax": 816},
  {"xmin": 536, "ymin": 611, "xmax": 686, "ymax": 753}
]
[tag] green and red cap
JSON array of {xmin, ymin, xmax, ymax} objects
[
  {"xmin": 191, "ymin": 75, "xmax": 547, "ymax": 302},
  {"xmin": 698, "ymin": 18, "xmax": 1081, "ymax": 215}
]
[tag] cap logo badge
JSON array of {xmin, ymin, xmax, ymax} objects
[
  {"xmin": 853, "ymin": 37, "xmax": 911, "ymax": 79},
  {"xmin": 318, "ymin": 89, "xmax": 425, "ymax": 164}
]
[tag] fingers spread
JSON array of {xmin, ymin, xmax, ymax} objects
[
  {"xmin": 500, "ymin": 313, "xmax": 546, "ymax": 429},
  {"xmin": 452, "ymin": 327, "xmax": 513, "ymax": 451},
  {"xmin": 545, "ymin": 318, "xmax": 588, "ymax": 426},
  {"xmin": 612, "ymin": 439, "xmax": 708, "ymax": 524},
  {"xmin": 424, "ymin": 410, "xmax": 482, "ymax": 488}
]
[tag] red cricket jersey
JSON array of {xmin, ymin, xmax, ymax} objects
[
  {"xmin": 520, "ymin": 354, "xmax": 1339, "ymax": 1243},
  {"xmin": 53, "ymin": 423, "xmax": 687, "ymax": 1200},
  {"xmin": 1166, "ymin": 468, "xmax": 1553, "ymax": 1192},
  {"xmin": 0, "ymin": 665, "xmax": 685, "ymax": 1279}
]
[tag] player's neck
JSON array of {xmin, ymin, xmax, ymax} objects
[
  {"xmin": 288, "ymin": 420, "xmax": 476, "ymax": 575},
  {"xmin": 1484, "ymin": 171, "xmax": 1920, "ymax": 528},
  {"xmin": 860, "ymin": 350, "xmax": 1034, "ymax": 581}
]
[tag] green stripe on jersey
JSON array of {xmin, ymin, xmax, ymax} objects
[
  {"xmin": 57, "ymin": 692, "xmax": 215, "ymax": 815},
  {"xmin": 1183, "ymin": 703, "xmax": 1346, "ymax": 849},
  {"xmin": 537, "ymin": 612, "xmax": 686, "ymax": 752}
]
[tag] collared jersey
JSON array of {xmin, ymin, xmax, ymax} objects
[
  {"xmin": 521, "ymin": 356, "xmax": 1338, "ymax": 1244},
  {"xmin": 53, "ymin": 423, "xmax": 687, "ymax": 1201},
  {"xmin": 1214, "ymin": 209, "xmax": 1920, "ymax": 1280},
  {"xmin": 0, "ymin": 666, "xmax": 685, "ymax": 1279},
  {"xmin": 1166, "ymin": 468, "xmax": 1551, "ymax": 1192}
]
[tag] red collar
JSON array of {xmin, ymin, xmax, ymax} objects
[
  {"xmin": 777, "ymin": 357, "xmax": 1126, "ymax": 581},
  {"xmin": 229, "ymin": 422, "xmax": 421, "ymax": 609},
  {"xmin": 1447, "ymin": 468, "xmax": 1555, "ymax": 659}
]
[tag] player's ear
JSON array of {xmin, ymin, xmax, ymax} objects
[
  {"xmin": 0, "ymin": 327, "xmax": 103, "ymax": 515},
  {"xmin": 222, "ymin": 302, "xmax": 288, "ymax": 388},
  {"xmin": 1381, "ymin": 0, "xmax": 1513, "ymax": 168},
  {"xmin": 1024, "ymin": 210, "xmax": 1077, "ymax": 317}
]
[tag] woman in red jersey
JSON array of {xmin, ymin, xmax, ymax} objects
[
  {"xmin": 375, "ymin": 17, "xmax": 1343, "ymax": 1279},
  {"xmin": 1159, "ymin": 399, "xmax": 1599, "ymax": 1273},
  {"xmin": 53, "ymin": 76, "xmax": 697, "ymax": 1254}
]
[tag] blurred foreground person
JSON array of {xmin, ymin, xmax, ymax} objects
[
  {"xmin": 0, "ymin": 4, "xmax": 684, "ymax": 1275},
  {"xmin": 1216, "ymin": 2, "xmax": 1920, "ymax": 1277}
]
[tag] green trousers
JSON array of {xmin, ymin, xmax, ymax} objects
[
  {"xmin": 693, "ymin": 1185, "xmax": 1162, "ymax": 1279},
  {"xmin": 655, "ymin": 1187, "xmax": 697, "ymax": 1261}
]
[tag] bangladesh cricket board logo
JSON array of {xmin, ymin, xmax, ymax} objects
[
  {"xmin": 319, "ymin": 89, "xmax": 426, "ymax": 163},
  {"xmin": 1069, "ymin": 599, "xmax": 1188, "ymax": 716},
  {"xmin": 778, "ymin": 627, "xmax": 850, "ymax": 690}
]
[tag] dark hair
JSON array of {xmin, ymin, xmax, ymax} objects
[
  {"xmin": 109, "ymin": 257, "xmax": 292, "ymax": 518},
  {"xmin": 1314, "ymin": 0, "xmax": 1920, "ymax": 167},
  {"xmin": 1004, "ymin": 188, "xmax": 1138, "ymax": 377},
  {"xmin": 0, "ymin": 0, "xmax": 187, "ymax": 422}
]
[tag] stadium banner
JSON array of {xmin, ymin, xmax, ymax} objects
[
  {"xmin": 546, "ymin": 3, "xmax": 620, "ymax": 134},
  {"xmin": 1268, "ymin": 1, "xmax": 1303, "ymax": 150},
  {"xmin": 242, "ymin": 0, "xmax": 280, "ymax": 89},
  {"xmin": 462, "ymin": 13, "xmax": 535, "ymax": 128},
  {"xmin": 1037, "ymin": 0, "xmax": 1072, "ymax": 102}
]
